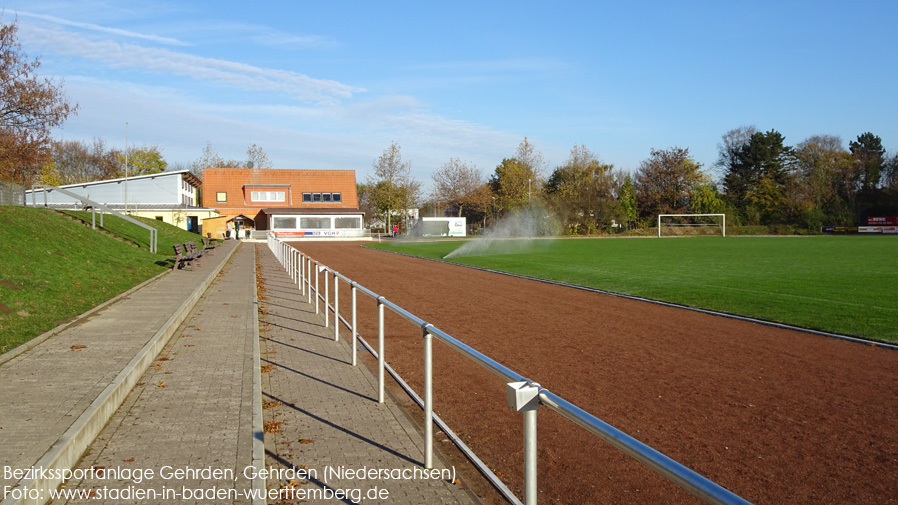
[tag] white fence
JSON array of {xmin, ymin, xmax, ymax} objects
[{"xmin": 267, "ymin": 234, "xmax": 752, "ymax": 505}]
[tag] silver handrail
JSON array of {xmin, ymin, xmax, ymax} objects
[
  {"xmin": 266, "ymin": 235, "xmax": 752, "ymax": 505},
  {"xmin": 30, "ymin": 185, "xmax": 158, "ymax": 253}
]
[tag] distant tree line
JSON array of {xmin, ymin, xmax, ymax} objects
[{"xmin": 364, "ymin": 131, "xmax": 897, "ymax": 234}]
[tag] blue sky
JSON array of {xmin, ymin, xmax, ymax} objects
[{"xmin": 7, "ymin": 1, "xmax": 897, "ymax": 191}]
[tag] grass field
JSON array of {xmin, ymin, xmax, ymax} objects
[
  {"xmin": 367, "ymin": 236, "xmax": 898, "ymax": 343},
  {"xmin": 0, "ymin": 207, "xmax": 207, "ymax": 353}
]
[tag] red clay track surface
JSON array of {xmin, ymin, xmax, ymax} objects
[{"xmin": 290, "ymin": 241, "xmax": 898, "ymax": 505}]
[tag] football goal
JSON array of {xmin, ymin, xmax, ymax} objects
[{"xmin": 657, "ymin": 214, "xmax": 726, "ymax": 237}]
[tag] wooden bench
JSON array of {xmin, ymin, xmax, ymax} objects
[
  {"xmin": 172, "ymin": 242, "xmax": 202, "ymax": 270},
  {"xmin": 201, "ymin": 236, "xmax": 218, "ymax": 252}
]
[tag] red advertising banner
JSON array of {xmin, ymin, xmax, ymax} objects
[{"xmin": 867, "ymin": 216, "xmax": 898, "ymax": 225}]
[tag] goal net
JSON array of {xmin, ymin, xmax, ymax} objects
[{"xmin": 657, "ymin": 214, "xmax": 726, "ymax": 237}]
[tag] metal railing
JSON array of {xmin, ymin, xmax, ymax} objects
[
  {"xmin": 29, "ymin": 185, "xmax": 157, "ymax": 253},
  {"xmin": 267, "ymin": 235, "xmax": 753, "ymax": 505}
]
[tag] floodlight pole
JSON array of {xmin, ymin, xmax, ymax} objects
[{"xmin": 124, "ymin": 122, "xmax": 128, "ymax": 214}]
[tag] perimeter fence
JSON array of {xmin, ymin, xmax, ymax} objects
[{"xmin": 267, "ymin": 234, "xmax": 753, "ymax": 505}]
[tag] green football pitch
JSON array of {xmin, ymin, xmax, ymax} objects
[{"xmin": 367, "ymin": 236, "xmax": 898, "ymax": 343}]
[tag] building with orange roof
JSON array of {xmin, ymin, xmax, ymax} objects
[{"xmin": 201, "ymin": 168, "xmax": 365, "ymax": 239}]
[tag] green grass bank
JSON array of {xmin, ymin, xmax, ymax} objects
[
  {"xmin": 0, "ymin": 207, "xmax": 206, "ymax": 353},
  {"xmin": 368, "ymin": 236, "xmax": 898, "ymax": 343}
]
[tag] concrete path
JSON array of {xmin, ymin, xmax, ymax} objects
[
  {"xmin": 57, "ymin": 241, "xmax": 263, "ymax": 505},
  {"xmin": 0, "ymin": 240, "xmax": 241, "ymax": 505},
  {"xmin": 1, "ymin": 238, "xmax": 480, "ymax": 505},
  {"xmin": 256, "ymin": 244, "xmax": 478, "ymax": 505}
]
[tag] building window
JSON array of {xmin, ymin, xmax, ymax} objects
[
  {"xmin": 334, "ymin": 217, "xmax": 361, "ymax": 229},
  {"xmin": 332, "ymin": 193, "xmax": 342, "ymax": 202},
  {"xmin": 250, "ymin": 191, "xmax": 285, "ymax": 202},
  {"xmin": 155, "ymin": 216, "xmax": 164, "ymax": 221},
  {"xmin": 272, "ymin": 217, "xmax": 297, "ymax": 229},
  {"xmin": 302, "ymin": 193, "xmax": 312, "ymax": 202},
  {"xmin": 300, "ymin": 217, "xmax": 331, "ymax": 229},
  {"xmin": 312, "ymin": 193, "xmax": 322, "ymax": 202},
  {"xmin": 216, "ymin": 192, "xmax": 227, "ymax": 202},
  {"xmin": 322, "ymin": 193, "xmax": 332, "ymax": 202}
]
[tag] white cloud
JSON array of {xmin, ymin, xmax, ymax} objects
[
  {"xmin": 19, "ymin": 24, "xmax": 363, "ymax": 104},
  {"xmin": 17, "ymin": 11, "xmax": 190, "ymax": 46}
]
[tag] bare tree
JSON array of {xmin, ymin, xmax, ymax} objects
[
  {"xmin": 366, "ymin": 141, "xmax": 421, "ymax": 230},
  {"xmin": 431, "ymin": 158, "xmax": 483, "ymax": 217},
  {"xmin": 246, "ymin": 143, "xmax": 273, "ymax": 169}
]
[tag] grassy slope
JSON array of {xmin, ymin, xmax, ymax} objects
[
  {"xmin": 368, "ymin": 236, "xmax": 898, "ymax": 342},
  {"xmin": 0, "ymin": 207, "xmax": 206, "ymax": 353}
]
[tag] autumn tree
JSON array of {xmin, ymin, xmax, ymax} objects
[
  {"xmin": 431, "ymin": 158, "xmax": 484, "ymax": 217},
  {"xmin": 118, "ymin": 145, "xmax": 167, "ymax": 176},
  {"xmin": 635, "ymin": 147, "xmax": 705, "ymax": 218},
  {"xmin": 50, "ymin": 138, "xmax": 120, "ymax": 184},
  {"xmin": 0, "ymin": 20, "xmax": 77, "ymax": 185},
  {"xmin": 545, "ymin": 145, "xmax": 618, "ymax": 233},
  {"xmin": 365, "ymin": 141, "xmax": 421, "ymax": 231},
  {"xmin": 792, "ymin": 135, "xmax": 854, "ymax": 227},
  {"xmin": 490, "ymin": 137, "xmax": 545, "ymax": 213}
]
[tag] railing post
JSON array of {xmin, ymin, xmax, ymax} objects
[
  {"xmin": 507, "ymin": 381, "xmax": 540, "ymax": 505},
  {"xmin": 314, "ymin": 262, "xmax": 319, "ymax": 314},
  {"xmin": 324, "ymin": 268, "xmax": 329, "ymax": 328},
  {"xmin": 377, "ymin": 296, "xmax": 385, "ymax": 404},
  {"xmin": 333, "ymin": 272, "xmax": 339, "ymax": 341},
  {"xmin": 307, "ymin": 258, "xmax": 312, "ymax": 304},
  {"xmin": 351, "ymin": 284, "xmax": 358, "ymax": 367},
  {"xmin": 423, "ymin": 324, "xmax": 434, "ymax": 469},
  {"xmin": 299, "ymin": 252, "xmax": 305, "ymax": 295}
]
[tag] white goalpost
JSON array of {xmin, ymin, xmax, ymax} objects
[{"xmin": 657, "ymin": 213, "xmax": 726, "ymax": 237}]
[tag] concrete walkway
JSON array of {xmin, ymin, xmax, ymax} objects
[
  {"xmin": 57, "ymin": 241, "xmax": 263, "ymax": 504},
  {"xmin": 1, "ymin": 239, "xmax": 481, "ymax": 505},
  {"xmin": 0, "ymin": 240, "xmax": 244, "ymax": 505},
  {"xmin": 256, "ymin": 245, "xmax": 478, "ymax": 505}
]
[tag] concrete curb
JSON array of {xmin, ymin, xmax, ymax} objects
[
  {"xmin": 251, "ymin": 245, "xmax": 266, "ymax": 505},
  {"xmin": 3, "ymin": 243, "xmax": 239, "ymax": 505},
  {"xmin": 0, "ymin": 269, "xmax": 171, "ymax": 367}
]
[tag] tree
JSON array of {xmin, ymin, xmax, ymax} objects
[
  {"xmin": 118, "ymin": 145, "xmax": 166, "ymax": 176},
  {"xmin": 190, "ymin": 141, "xmax": 245, "ymax": 176},
  {"xmin": 431, "ymin": 158, "xmax": 484, "ymax": 217},
  {"xmin": 545, "ymin": 145, "xmax": 617, "ymax": 233},
  {"xmin": 246, "ymin": 143, "xmax": 273, "ymax": 169},
  {"xmin": 616, "ymin": 173, "xmax": 637, "ymax": 229},
  {"xmin": 50, "ymin": 138, "xmax": 120, "ymax": 184},
  {"xmin": 489, "ymin": 137, "xmax": 545, "ymax": 213},
  {"xmin": 0, "ymin": 19, "xmax": 78, "ymax": 185},
  {"xmin": 365, "ymin": 141, "xmax": 421, "ymax": 230},
  {"xmin": 722, "ymin": 130, "xmax": 794, "ymax": 223},
  {"xmin": 714, "ymin": 126, "xmax": 757, "ymax": 179},
  {"xmin": 849, "ymin": 132, "xmax": 885, "ymax": 194},
  {"xmin": 793, "ymin": 135, "xmax": 854, "ymax": 227},
  {"xmin": 635, "ymin": 147, "xmax": 705, "ymax": 218}
]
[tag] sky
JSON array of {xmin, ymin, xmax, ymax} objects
[{"xmin": 6, "ymin": 1, "xmax": 898, "ymax": 192}]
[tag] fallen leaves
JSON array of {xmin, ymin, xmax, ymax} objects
[
  {"xmin": 70, "ymin": 344, "xmax": 87, "ymax": 351},
  {"xmin": 264, "ymin": 421, "xmax": 282, "ymax": 433},
  {"xmin": 157, "ymin": 381, "xmax": 166, "ymax": 388},
  {"xmin": 123, "ymin": 457, "xmax": 135, "ymax": 463},
  {"xmin": 261, "ymin": 364, "xmax": 276, "ymax": 373},
  {"xmin": 263, "ymin": 400, "xmax": 283, "ymax": 409}
]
